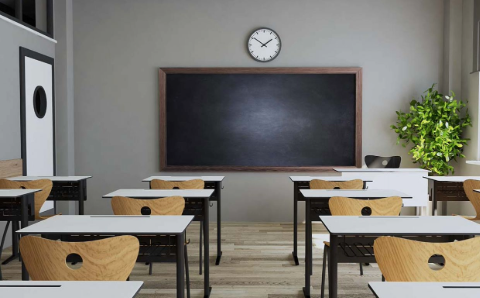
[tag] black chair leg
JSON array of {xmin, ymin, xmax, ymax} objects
[
  {"xmin": 0, "ymin": 221, "xmax": 10, "ymax": 281},
  {"xmin": 149, "ymin": 262, "xmax": 153, "ymax": 275},
  {"xmin": 321, "ymin": 245, "xmax": 328, "ymax": 298},
  {"xmin": 185, "ymin": 244, "xmax": 190, "ymax": 298},
  {"xmin": 199, "ymin": 221, "xmax": 203, "ymax": 275},
  {"xmin": 359, "ymin": 263, "xmax": 363, "ymax": 276}
]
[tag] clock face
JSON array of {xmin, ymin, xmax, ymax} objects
[{"xmin": 247, "ymin": 28, "xmax": 281, "ymax": 62}]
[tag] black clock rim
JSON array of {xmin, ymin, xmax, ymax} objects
[{"xmin": 247, "ymin": 27, "xmax": 282, "ymax": 63}]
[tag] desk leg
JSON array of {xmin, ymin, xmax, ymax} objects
[
  {"xmin": 2, "ymin": 221, "xmax": 19, "ymax": 265},
  {"xmin": 78, "ymin": 180, "xmax": 86, "ymax": 215},
  {"xmin": 215, "ymin": 182, "xmax": 222, "ymax": 265},
  {"xmin": 293, "ymin": 182, "xmax": 299, "ymax": 265},
  {"xmin": 303, "ymin": 199, "xmax": 311, "ymax": 297},
  {"xmin": 21, "ymin": 194, "xmax": 30, "ymax": 281},
  {"xmin": 329, "ymin": 235, "xmax": 338, "ymax": 298},
  {"xmin": 204, "ymin": 198, "xmax": 211, "ymax": 298},
  {"xmin": 176, "ymin": 233, "xmax": 185, "ymax": 298}
]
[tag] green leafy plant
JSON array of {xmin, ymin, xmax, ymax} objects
[{"xmin": 391, "ymin": 84, "xmax": 471, "ymax": 175}]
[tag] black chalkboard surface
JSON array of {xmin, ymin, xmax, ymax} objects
[{"xmin": 159, "ymin": 68, "xmax": 362, "ymax": 171}]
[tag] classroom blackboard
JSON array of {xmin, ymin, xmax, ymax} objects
[{"xmin": 159, "ymin": 68, "xmax": 362, "ymax": 171}]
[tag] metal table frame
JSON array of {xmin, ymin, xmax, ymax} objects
[
  {"xmin": 301, "ymin": 190, "xmax": 412, "ymax": 298},
  {"xmin": 144, "ymin": 178, "xmax": 223, "ymax": 265},
  {"xmin": 17, "ymin": 223, "xmax": 189, "ymax": 298},
  {"xmin": 0, "ymin": 190, "xmax": 37, "ymax": 266},
  {"xmin": 103, "ymin": 190, "xmax": 213, "ymax": 298},
  {"xmin": 291, "ymin": 178, "xmax": 369, "ymax": 265},
  {"xmin": 428, "ymin": 180, "xmax": 468, "ymax": 216}
]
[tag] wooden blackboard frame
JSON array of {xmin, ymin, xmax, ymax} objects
[{"xmin": 159, "ymin": 67, "xmax": 362, "ymax": 171}]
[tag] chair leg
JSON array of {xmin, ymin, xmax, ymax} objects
[
  {"xmin": 0, "ymin": 221, "xmax": 11, "ymax": 281},
  {"xmin": 359, "ymin": 263, "xmax": 363, "ymax": 276},
  {"xmin": 199, "ymin": 221, "xmax": 203, "ymax": 275},
  {"xmin": 321, "ymin": 245, "xmax": 328, "ymax": 298},
  {"xmin": 185, "ymin": 244, "xmax": 191, "ymax": 298},
  {"xmin": 149, "ymin": 262, "xmax": 153, "ymax": 275}
]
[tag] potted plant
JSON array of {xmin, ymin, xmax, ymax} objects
[{"xmin": 391, "ymin": 84, "xmax": 471, "ymax": 175}]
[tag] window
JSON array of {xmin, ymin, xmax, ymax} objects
[{"xmin": 0, "ymin": 0, "xmax": 53, "ymax": 38}]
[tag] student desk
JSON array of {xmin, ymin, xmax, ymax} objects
[
  {"xmin": 0, "ymin": 281, "xmax": 144, "ymax": 298},
  {"xmin": 289, "ymin": 176, "xmax": 372, "ymax": 265},
  {"xmin": 368, "ymin": 282, "xmax": 480, "ymax": 298},
  {"xmin": 9, "ymin": 176, "xmax": 92, "ymax": 215},
  {"xmin": 103, "ymin": 189, "xmax": 214, "ymax": 298},
  {"xmin": 17, "ymin": 215, "xmax": 193, "ymax": 298},
  {"xmin": 334, "ymin": 168, "xmax": 430, "ymax": 214},
  {"xmin": 423, "ymin": 176, "xmax": 480, "ymax": 215},
  {"xmin": 300, "ymin": 189, "xmax": 412, "ymax": 298},
  {"xmin": 0, "ymin": 189, "xmax": 39, "ymax": 265},
  {"xmin": 143, "ymin": 176, "xmax": 225, "ymax": 265},
  {"xmin": 319, "ymin": 216, "xmax": 480, "ymax": 298}
]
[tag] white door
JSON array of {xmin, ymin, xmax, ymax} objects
[{"xmin": 20, "ymin": 48, "xmax": 55, "ymax": 212}]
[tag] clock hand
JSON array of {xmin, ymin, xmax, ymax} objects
[
  {"xmin": 262, "ymin": 39, "xmax": 273, "ymax": 47},
  {"xmin": 253, "ymin": 37, "xmax": 266, "ymax": 47}
]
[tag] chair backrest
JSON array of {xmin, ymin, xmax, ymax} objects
[
  {"xmin": 365, "ymin": 155, "xmax": 401, "ymax": 168},
  {"xmin": 310, "ymin": 179, "xmax": 363, "ymax": 189},
  {"xmin": 463, "ymin": 179, "xmax": 480, "ymax": 220},
  {"xmin": 19, "ymin": 235, "xmax": 139, "ymax": 281},
  {"xmin": 0, "ymin": 178, "xmax": 53, "ymax": 220},
  {"xmin": 329, "ymin": 196, "xmax": 402, "ymax": 216},
  {"xmin": 374, "ymin": 236, "xmax": 480, "ymax": 282},
  {"xmin": 150, "ymin": 179, "xmax": 204, "ymax": 190},
  {"xmin": 111, "ymin": 195, "xmax": 185, "ymax": 216}
]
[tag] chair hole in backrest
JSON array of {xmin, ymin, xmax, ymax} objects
[
  {"xmin": 141, "ymin": 206, "xmax": 152, "ymax": 215},
  {"xmin": 173, "ymin": 186, "xmax": 179, "ymax": 189},
  {"xmin": 361, "ymin": 206, "xmax": 372, "ymax": 216},
  {"xmin": 333, "ymin": 186, "xmax": 340, "ymax": 189},
  {"xmin": 428, "ymin": 254, "xmax": 445, "ymax": 271},
  {"xmin": 382, "ymin": 160, "xmax": 388, "ymax": 166},
  {"xmin": 66, "ymin": 253, "xmax": 83, "ymax": 270}
]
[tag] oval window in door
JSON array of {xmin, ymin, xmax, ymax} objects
[{"xmin": 33, "ymin": 86, "xmax": 47, "ymax": 119}]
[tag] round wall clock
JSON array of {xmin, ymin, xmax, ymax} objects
[{"xmin": 247, "ymin": 28, "xmax": 281, "ymax": 62}]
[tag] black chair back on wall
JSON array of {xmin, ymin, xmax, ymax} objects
[{"xmin": 364, "ymin": 155, "xmax": 401, "ymax": 168}]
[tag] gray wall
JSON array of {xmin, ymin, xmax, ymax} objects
[
  {"xmin": 72, "ymin": 0, "xmax": 445, "ymax": 222},
  {"xmin": 0, "ymin": 16, "xmax": 55, "ymax": 246},
  {"xmin": 454, "ymin": 0, "xmax": 480, "ymax": 216}
]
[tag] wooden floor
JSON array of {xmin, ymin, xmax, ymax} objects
[{"xmin": 1, "ymin": 222, "xmax": 380, "ymax": 297}]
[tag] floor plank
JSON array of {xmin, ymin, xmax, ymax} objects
[{"xmin": 0, "ymin": 222, "xmax": 379, "ymax": 297}]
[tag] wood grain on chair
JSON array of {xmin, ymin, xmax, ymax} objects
[
  {"xmin": 374, "ymin": 236, "xmax": 480, "ymax": 282},
  {"xmin": 329, "ymin": 196, "xmax": 402, "ymax": 216},
  {"xmin": 310, "ymin": 179, "xmax": 363, "ymax": 189},
  {"xmin": 111, "ymin": 196, "xmax": 185, "ymax": 215},
  {"xmin": 20, "ymin": 235, "xmax": 139, "ymax": 281},
  {"xmin": 0, "ymin": 159, "xmax": 22, "ymax": 179},
  {"xmin": 463, "ymin": 179, "xmax": 480, "ymax": 220},
  {"xmin": 150, "ymin": 179, "xmax": 204, "ymax": 190},
  {"xmin": 0, "ymin": 179, "xmax": 53, "ymax": 220}
]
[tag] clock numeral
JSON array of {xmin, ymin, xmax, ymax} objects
[
  {"xmin": 249, "ymin": 44, "xmax": 252, "ymax": 46},
  {"xmin": 275, "ymin": 37, "xmax": 277, "ymax": 39},
  {"xmin": 275, "ymin": 51, "xmax": 278, "ymax": 53}
]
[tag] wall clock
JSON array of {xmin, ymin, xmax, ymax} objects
[{"xmin": 247, "ymin": 28, "xmax": 281, "ymax": 62}]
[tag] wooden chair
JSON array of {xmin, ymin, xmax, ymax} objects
[
  {"xmin": 150, "ymin": 179, "xmax": 204, "ymax": 190},
  {"xmin": 365, "ymin": 155, "xmax": 401, "ymax": 168},
  {"xmin": 462, "ymin": 179, "xmax": 480, "ymax": 220},
  {"xmin": 374, "ymin": 236, "xmax": 480, "ymax": 282},
  {"xmin": 310, "ymin": 179, "xmax": 363, "ymax": 190},
  {"xmin": 19, "ymin": 235, "xmax": 139, "ymax": 281},
  {"xmin": 320, "ymin": 196, "xmax": 403, "ymax": 298},
  {"xmin": 0, "ymin": 179, "xmax": 55, "ymax": 280},
  {"xmin": 150, "ymin": 178, "xmax": 205, "ymax": 275},
  {"xmin": 111, "ymin": 195, "xmax": 190, "ymax": 298}
]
